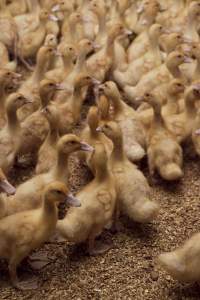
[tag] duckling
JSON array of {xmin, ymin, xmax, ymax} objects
[
  {"xmin": 99, "ymin": 121, "xmax": 159, "ymax": 223},
  {"xmin": 0, "ymin": 69, "xmax": 21, "ymax": 128},
  {"xmin": 158, "ymin": 232, "xmax": 200, "ymax": 282},
  {"xmin": 61, "ymin": 11, "xmax": 84, "ymax": 45},
  {"xmin": 18, "ymin": 9, "xmax": 57, "ymax": 61},
  {"xmin": 0, "ymin": 168, "xmax": 16, "ymax": 195},
  {"xmin": 45, "ymin": 43, "xmax": 76, "ymax": 82},
  {"xmin": 100, "ymin": 81, "xmax": 146, "ymax": 162},
  {"xmin": 4, "ymin": 135, "xmax": 93, "ymax": 215},
  {"xmin": 79, "ymin": 105, "xmax": 113, "ymax": 171},
  {"xmin": 16, "ymin": 79, "xmax": 63, "ymax": 159},
  {"xmin": 124, "ymin": 51, "xmax": 191, "ymax": 102},
  {"xmin": 142, "ymin": 92, "xmax": 183, "ymax": 181},
  {"xmin": 18, "ymin": 45, "xmax": 56, "ymax": 121},
  {"xmin": 0, "ymin": 93, "xmax": 30, "ymax": 174},
  {"xmin": 0, "ymin": 181, "xmax": 80, "ymax": 290},
  {"xmin": 55, "ymin": 39, "xmax": 95, "ymax": 101},
  {"xmin": 162, "ymin": 79, "xmax": 185, "ymax": 117},
  {"xmin": 165, "ymin": 84, "xmax": 200, "ymax": 143},
  {"xmin": 57, "ymin": 143, "xmax": 116, "ymax": 255},
  {"xmin": 56, "ymin": 74, "xmax": 93, "ymax": 134},
  {"xmin": 159, "ymin": 32, "xmax": 184, "ymax": 54},
  {"xmin": 35, "ymin": 105, "xmax": 59, "ymax": 174},
  {"xmin": 114, "ymin": 24, "xmax": 165, "ymax": 88},
  {"xmin": 6, "ymin": 0, "xmax": 27, "ymax": 16},
  {"xmin": 86, "ymin": 23, "xmax": 128, "ymax": 82}
]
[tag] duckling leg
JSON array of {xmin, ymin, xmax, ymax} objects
[
  {"xmin": 9, "ymin": 258, "xmax": 38, "ymax": 290},
  {"xmin": 87, "ymin": 227, "xmax": 112, "ymax": 256}
]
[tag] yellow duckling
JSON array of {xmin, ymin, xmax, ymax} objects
[
  {"xmin": 0, "ymin": 41, "xmax": 16, "ymax": 71},
  {"xmin": 3, "ymin": 135, "xmax": 93, "ymax": 216},
  {"xmin": 36, "ymin": 105, "xmax": 59, "ymax": 174},
  {"xmin": 142, "ymin": 92, "xmax": 183, "ymax": 181},
  {"xmin": 0, "ymin": 93, "xmax": 30, "ymax": 174},
  {"xmin": 158, "ymin": 232, "xmax": 200, "ymax": 282},
  {"xmin": 45, "ymin": 43, "xmax": 76, "ymax": 82},
  {"xmin": 192, "ymin": 110, "xmax": 200, "ymax": 155},
  {"xmin": 100, "ymin": 81, "xmax": 146, "ymax": 162},
  {"xmin": 56, "ymin": 74, "xmax": 93, "ymax": 134},
  {"xmin": 16, "ymin": 79, "xmax": 64, "ymax": 160},
  {"xmin": 124, "ymin": 51, "xmax": 191, "ymax": 102},
  {"xmin": 7, "ymin": 0, "xmax": 27, "ymax": 16},
  {"xmin": 0, "ymin": 181, "xmax": 80, "ymax": 290},
  {"xmin": 165, "ymin": 83, "xmax": 200, "ymax": 143},
  {"xmin": 79, "ymin": 105, "xmax": 113, "ymax": 171},
  {"xmin": 99, "ymin": 121, "xmax": 159, "ymax": 224},
  {"xmin": 0, "ymin": 69, "xmax": 21, "ymax": 128},
  {"xmin": 18, "ymin": 45, "xmax": 57, "ymax": 121},
  {"xmin": 57, "ymin": 143, "xmax": 116, "ymax": 255}
]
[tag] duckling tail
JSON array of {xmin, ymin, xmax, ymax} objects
[
  {"xmin": 125, "ymin": 144, "xmax": 145, "ymax": 162},
  {"xmin": 160, "ymin": 163, "xmax": 183, "ymax": 181},
  {"xmin": 128, "ymin": 198, "xmax": 159, "ymax": 223},
  {"xmin": 158, "ymin": 251, "xmax": 186, "ymax": 281}
]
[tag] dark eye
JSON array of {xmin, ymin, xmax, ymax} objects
[
  {"xmin": 56, "ymin": 190, "xmax": 63, "ymax": 194},
  {"xmin": 87, "ymin": 42, "xmax": 91, "ymax": 46},
  {"xmin": 177, "ymin": 55, "xmax": 182, "ymax": 58},
  {"xmin": 7, "ymin": 72, "xmax": 11, "ymax": 76},
  {"xmin": 69, "ymin": 47, "xmax": 73, "ymax": 51},
  {"xmin": 145, "ymin": 93, "xmax": 150, "ymax": 97},
  {"xmin": 86, "ymin": 76, "xmax": 90, "ymax": 80}
]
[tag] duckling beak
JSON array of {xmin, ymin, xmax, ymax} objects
[
  {"xmin": 54, "ymin": 50, "xmax": 62, "ymax": 57},
  {"xmin": 96, "ymin": 126, "xmax": 102, "ymax": 132},
  {"xmin": 137, "ymin": 4, "xmax": 144, "ymax": 13},
  {"xmin": 122, "ymin": 29, "xmax": 133, "ymax": 36},
  {"xmin": 24, "ymin": 99, "xmax": 33, "ymax": 104},
  {"xmin": 183, "ymin": 56, "xmax": 193, "ymax": 63},
  {"xmin": 0, "ymin": 179, "xmax": 16, "ymax": 195},
  {"xmin": 51, "ymin": 4, "xmax": 60, "ymax": 12},
  {"xmin": 55, "ymin": 83, "xmax": 68, "ymax": 90},
  {"xmin": 195, "ymin": 128, "xmax": 200, "ymax": 135},
  {"xmin": 92, "ymin": 42, "xmax": 101, "ymax": 50},
  {"xmin": 92, "ymin": 78, "xmax": 101, "ymax": 85},
  {"xmin": 80, "ymin": 142, "xmax": 94, "ymax": 152},
  {"xmin": 66, "ymin": 193, "xmax": 81, "ymax": 207},
  {"xmin": 48, "ymin": 14, "xmax": 59, "ymax": 22}
]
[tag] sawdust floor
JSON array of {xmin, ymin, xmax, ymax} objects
[{"xmin": 0, "ymin": 151, "xmax": 200, "ymax": 299}]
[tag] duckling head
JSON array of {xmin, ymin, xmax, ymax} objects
[
  {"xmin": 99, "ymin": 81, "xmax": 120, "ymax": 100},
  {"xmin": 53, "ymin": 0, "xmax": 73, "ymax": 13},
  {"xmin": 39, "ymin": 79, "xmax": 61, "ymax": 107},
  {"xmin": 185, "ymin": 83, "xmax": 200, "ymax": 103},
  {"xmin": 0, "ymin": 69, "xmax": 21, "ymax": 86},
  {"xmin": 77, "ymin": 39, "xmax": 96, "ymax": 57},
  {"xmin": 166, "ymin": 51, "xmax": 192, "ymax": 69},
  {"xmin": 36, "ymin": 45, "xmax": 56, "ymax": 65},
  {"xmin": 44, "ymin": 34, "xmax": 57, "ymax": 48},
  {"xmin": 6, "ymin": 93, "xmax": 31, "ymax": 111},
  {"xmin": 108, "ymin": 23, "xmax": 129, "ymax": 40},
  {"xmin": 41, "ymin": 104, "xmax": 59, "ymax": 126},
  {"xmin": 100, "ymin": 121, "xmax": 121, "ymax": 143},
  {"xmin": 58, "ymin": 43, "xmax": 76, "ymax": 62},
  {"xmin": 159, "ymin": 163, "xmax": 183, "ymax": 181},
  {"xmin": 87, "ymin": 106, "xmax": 99, "ymax": 132},
  {"xmin": 0, "ymin": 168, "xmax": 16, "ymax": 195},
  {"xmin": 57, "ymin": 134, "xmax": 94, "ymax": 155},
  {"xmin": 44, "ymin": 181, "xmax": 80, "ymax": 207},
  {"xmin": 74, "ymin": 74, "xmax": 93, "ymax": 90},
  {"xmin": 168, "ymin": 79, "xmax": 185, "ymax": 96},
  {"xmin": 149, "ymin": 23, "xmax": 167, "ymax": 39}
]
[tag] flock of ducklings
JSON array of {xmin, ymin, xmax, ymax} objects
[{"xmin": 1, "ymin": 0, "xmax": 200, "ymax": 291}]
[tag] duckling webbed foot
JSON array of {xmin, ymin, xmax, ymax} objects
[
  {"xmin": 13, "ymin": 276, "xmax": 38, "ymax": 290},
  {"xmin": 87, "ymin": 235, "xmax": 112, "ymax": 256},
  {"xmin": 28, "ymin": 252, "xmax": 51, "ymax": 270}
]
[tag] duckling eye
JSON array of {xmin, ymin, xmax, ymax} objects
[
  {"xmin": 6, "ymin": 72, "xmax": 11, "ymax": 76},
  {"xmin": 145, "ymin": 93, "xmax": 150, "ymax": 97},
  {"xmin": 69, "ymin": 47, "xmax": 73, "ymax": 51},
  {"xmin": 18, "ymin": 96, "xmax": 23, "ymax": 100},
  {"xmin": 56, "ymin": 190, "xmax": 63, "ymax": 195},
  {"xmin": 49, "ymin": 83, "xmax": 54, "ymax": 87},
  {"xmin": 87, "ymin": 42, "xmax": 92, "ymax": 46},
  {"xmin": 177, "ymin": 55, "xmax": 182, "ymax": 58}
]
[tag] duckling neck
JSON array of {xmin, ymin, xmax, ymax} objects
[
  {"xmin": 73, "ymin": 51, "xmax": 86, "ymax": 75},
  {"xmin": 71, "ymin": 87, "xmax": 84, "ymax": 121},
  {"xmin": 105, "ymin": 34, "xmax": 116, "ymax": 58},
  {"xmin": 6, "ymin": 104, "xmax": 20, "ymax": 133},
  {"xmin": 0, "ymin": 85, "xmax": 7, "ymax": 111},
  {"xmin": 97, "ymin": 12, "xmax": 106, "ymax": 41},
  {"xmin": 32, "ymin": 60, "xmax": 49, "ymax": 83},
  {"xmin": 40, "ymin": 92, "xmax": 53, "ymax": 108},
  {"xmin": 166, "ymin": 61, "xmax": 181, "ymax": 79},
  {"xmin": 185, "ymin": 94, "xmax": 196, "ymax": 116},
  {"xmin": 42, "ymin": 196, "xmax": 58, "ymax": 228},
  {"xmin": 111, "ymin": 135, "xmax": 125, "ymax": 161},
  {"xmin": 185, "ymin": 14, "xmax": 199, "ymax": 42},
  {"xmin": 52, "ymin": 151, "xmax": 69, "ymax": 181},
  {"xmin": 46, "ymin": 125, "xmax": 59, "ymax": 145},
  {"xmin": 148, "ymin": 33, "xmax": 162, "ymax": 63},
  {"xmin": 166, "ymin": 93, "xmax": 179, "ymax": 113},
  {"xmin": 95, "ymin": 162, "xmax": 110, "ymax": 182},
  {"xmin": 110, "ymin": 94, "xmax": 123, "ymax": 115},
  {"xmin": 63, "ymin": 56, "xmax": 74, "ymax": 75}
]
